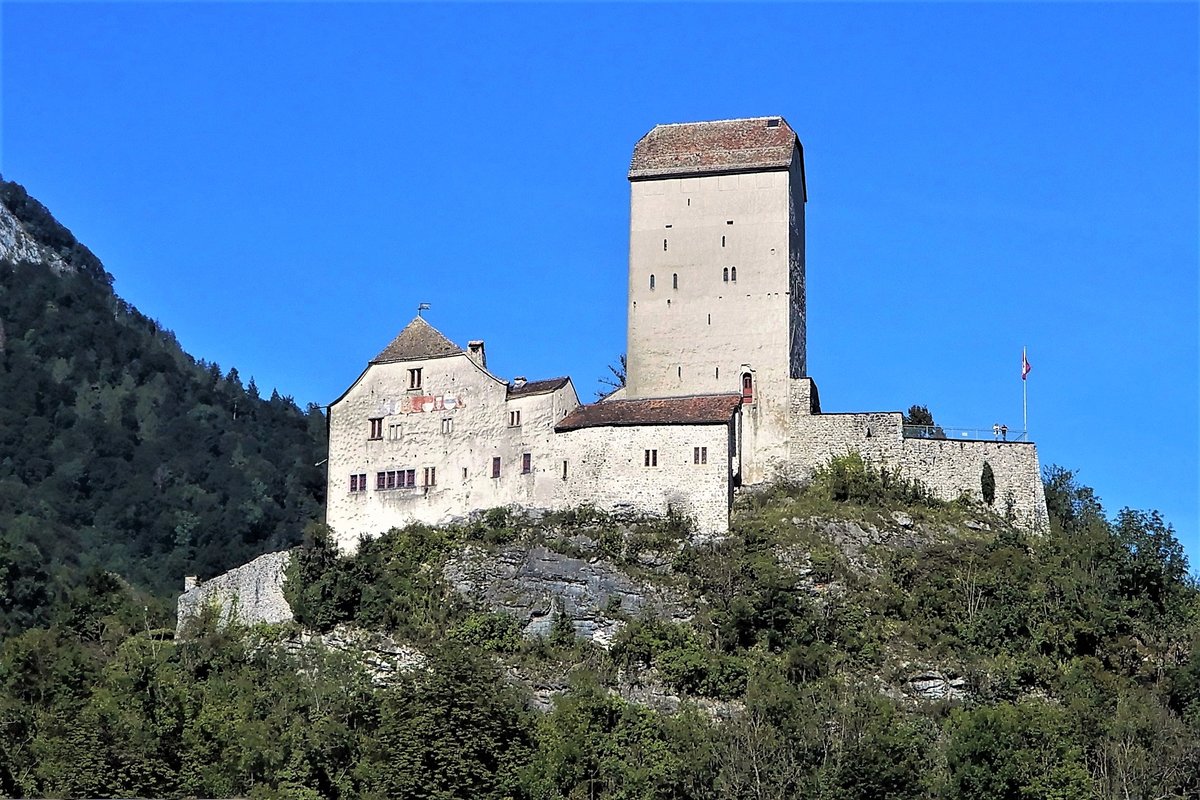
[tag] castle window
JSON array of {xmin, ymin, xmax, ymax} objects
[
  {"xmin": 522, "ymin": 453, "xmax": 532, "ymax": 474},
  {"xmin": 694, "ymin": 447, "xmax": 708, "ymax": 465},
  {"xmin": 726, "ymin": 220, "xmax": 734, "ymax": 225},
  {"xmin": 677, "ymin": 366, "xmax": 682, "ymax": 379},
  {"xmin": 742, "ymin": 373, "xmax": 754, "ymax": 404},
  {"xmin": 389, "ymin": 423, "xmax": 402, "ymax": 440},
  {"xmin": 441, "ymin": 418, "xmax": 453, "ymax": 434},
  {"xmin": 408, "ymin": 368, "xmax": 423, "ymax": 389},
  {"xmin": 562, "ymin": 460, "xmax": 568, "ymax": 480},
  {"xmin": 723, "ymin": 267, "xmax": 729, "ymax": 282},
  {"xmin": 424, "ymin": 467, "xmax": 436, "ymax": 487},
  {"xmin": 663, "ymin": 238, "xmax": 668, "ymax": 251},
  {"xmin": 649, "ymin": 274, "xmax": 656, "ymax": 290},
  {"xmin": 766, "ymin": 118, "xmax": 780, "ymax": 127},
  {"xmin": 376, "ymin": 472, "xmax": 387, "ymax": 490},
  {"xmin": 708, "ymin": 314, "xmax": 711, "ymax": 325},
  {"xmin": 672, "ymin": 273, "xmax": 678, "ymax": 289},
  {"xmin": 368, "ymin": 418, "xmax": 383, "ymax": 440},
  {"xmin": 462, "ymin": 467, "xmax": 468, "ymax": 479},
  {"xmin": 349, "ymin": 473, "xmax": 366, "ymax": 493},
  {"xmin": 730, "ymin": 266, "xmax": 737, "ymax": 282},
  {"xmin": 715, "ymin": 367, "xmax": 719, "ymax": 379},
  {"xmin": 492, "ymin": 457, "xmax": 501, "ymax": 478},
  {"xmin": 644, "ymin": 449, "xmax": 658, "ymax": 467},
  {"xmin": 722, "ymin": 235, "xmax": 726, "ymax": 247},
  {"xmin": 403, "ymin": 469, "xmax": 416, "ymax": 488},
  {"xmin": 509, "ymin": 410, "xmax": 521, "ymax": 427}
]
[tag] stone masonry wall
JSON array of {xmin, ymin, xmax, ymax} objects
[
  {"xmin": 787, "ymin": 378, "xmax": 1049, "ymax": 531},
  {"xmin": 176, "ymin": 550, "xmax": 294, "ymax": 631},
  {"xmin": 553, "ymin": 422, "xmax": 733, "ymax": 538}
]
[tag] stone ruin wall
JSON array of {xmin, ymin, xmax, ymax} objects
[
  {"xmin": 785, "ymin": 378, "xmax": 1049, "ymax": 532},
  {"xmin": 176, "ymin": 550, "xmax": 294, "ymax": 631}
]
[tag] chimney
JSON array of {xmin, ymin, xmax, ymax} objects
[
  {"xmin": 513, "ymin": 376, "xmax": 527, "ymax": 388},
  {"xmin": 467, "ymin": 340, "xmax": 487, "ymax": 369}
]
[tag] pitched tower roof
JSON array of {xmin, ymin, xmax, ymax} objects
[
  {"xmin": 628, "ymin": 116, "xmax": 801, "ymax": 181},
  {"xmin": 371, "ymin": 316, "xmax": 462, "ymax": 364}
]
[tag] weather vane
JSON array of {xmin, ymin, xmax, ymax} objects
[{"xmin": 417, "ymin": 302, "xmax": 431, "ymax": 317}]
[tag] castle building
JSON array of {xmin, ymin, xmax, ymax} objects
[{"xmin": 324, "ymin": 117, "xmax": 1048, "ymax": 552}]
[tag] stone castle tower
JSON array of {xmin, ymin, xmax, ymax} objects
[{"xmin": 624, "ymin": 117, "xmax": 806, "ymax": 483}]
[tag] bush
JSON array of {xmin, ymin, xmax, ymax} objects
[{"xmin": 810, "ymin": 452, "xmax": 937, "ymax": 508}]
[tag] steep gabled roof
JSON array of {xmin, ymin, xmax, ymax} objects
[
  {"xmin": 507, "ymin": 377, "xmax": 572, "ymax": 398},
  {"xmin": 371, "ymin": 317, "xmax": 462, "ymax": 364},
  {"xmin": 629, "ymin": 117, "xmax": 800, "ymax": 180},
  {"xmin": 555, "ymin": 394, "xmax": 742, "ymax": 432}
]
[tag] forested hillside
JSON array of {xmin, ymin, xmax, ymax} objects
[{"xmin": 0, "ymin": 178, "xmax": 326, "ymax": 633}]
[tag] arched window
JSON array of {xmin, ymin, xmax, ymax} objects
[
  {"xmin": 741, "ymin": 373, "xmax": 754, "ymax": 404},
  {"xmin": 722, "ymin": 267, "xmax": 729, "ymax": 282},
  {"xmin": 672, "ymin": 273, "xmax": 678, "ymax": 289},
  {"xmin": 730, "ymin": 266, "xmax": 737, "ymax": 282},
  {"xmin": 649, "ymin": 274, "xmax": 655, "ymax": 290}
]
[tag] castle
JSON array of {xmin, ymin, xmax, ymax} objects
[{"xmin": 324, "ymin": 117, "xmax": 1048, "ymax": 551}]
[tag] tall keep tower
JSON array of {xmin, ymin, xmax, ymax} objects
[{"xmin": 625, "ymin": 117, "xmax": 806, "ymax": 483}]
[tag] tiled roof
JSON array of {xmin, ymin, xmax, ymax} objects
[
  {"xmin": 629, "ymin": 117, "xmax": 799, "ymax": 180},
  {"xmin": 556, "ymin": 394, "xmax": 742, "ymax": 432},
  {"xmin": 507, "ymin": 377, "xmax": 571, "ymax": 398},
  {"xmin": 371, "ymin": 317, "xmax": 462, "ymax": 364}
]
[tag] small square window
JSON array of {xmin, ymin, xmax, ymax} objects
[
  {"xmin": 404, "ymin": 469, "xmax": 416, "ymax": 488},
  {"xmin": 492, "ymin": 457, "xmax": 501, "ymax": 478},
  {"xmin": 522, "ymin": 453, "xmax": 532, "ymax": 474},
  {"xmin": 386, "ymin": 470, "xmax": 397, "ymax": 489},
  {"xmin": 408, "ymin": 368, "xmax": 423, "ymax": 389},
  {"xmin": 368, "ymin": 418, "xmax": 383, "ymax": 440},
  {"xmin": 376, "ymin": 472, "xmax": 386, "ymax": 490}
]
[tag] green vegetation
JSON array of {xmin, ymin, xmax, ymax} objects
[
  {"xmin": 0, "ymin": 178, "xmax": 326, "ymax": 627},
  {"xmin": 0, "ymin": 184, "xmax": 1196, "ymax": 798}
]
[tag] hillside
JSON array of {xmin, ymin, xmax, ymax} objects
[
  {"xmin": 1, "ymin": 454, "xmax": 1195, "ymax": 799},
  {"xmin": 0, "ymin": 178, "xmax": 326, "ymax": 631}
]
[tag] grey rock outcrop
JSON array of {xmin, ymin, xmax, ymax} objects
[
  {"xmin": 444, "ymin": 543, "xmax": 691, "ymax": 647},
  {"xmin": 0, "ymin": 201, "xmax": 68, "ymax": 272}
]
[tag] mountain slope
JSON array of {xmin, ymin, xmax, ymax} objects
[{"xmin": 0, "ymin": 178, "xmax": 326, "ymax": 628}]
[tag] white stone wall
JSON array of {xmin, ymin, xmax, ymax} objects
[
  {"xmin": 624, "ymin": 159, "xmax": 805, "ymax": 485},
  {"xmin": 176, "ymin": 550, "xmax": 293, "ymax": 631},
  {"xmin": 787, "ymin": 379, "xmax": 1049, "ymax": 532},
  {"xmin": 326, "ymin": 352, "xmax": 580, "ymax": 551},
  {"xmin": 554, "ymin": 422, "xmax": 733, "ymax": 538}
]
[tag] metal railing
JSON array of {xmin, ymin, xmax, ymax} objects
[{"xmin": 902, "ymin": 424, "xmax": 1029, "ymax": 442}]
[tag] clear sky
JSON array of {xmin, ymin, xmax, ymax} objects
[{"xmin": 2, "ymin": 3, "xmax": 1196, "ymax": 557}]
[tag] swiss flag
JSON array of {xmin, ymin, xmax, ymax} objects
[{"xmin": 1022, "ymin": 349, "xmax": 1031, "ymax": 380}]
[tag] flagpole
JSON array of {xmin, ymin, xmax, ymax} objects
[{"xmin": 1022, "ymin": 346, "xmax": 1028, "ymax": 439}]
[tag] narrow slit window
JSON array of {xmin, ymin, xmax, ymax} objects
[
  {"xmin": 522, "ymin": 453, "xmax": 532, "ymax": 474},
  {"xmin": 722, "ymin": 267, "xmax": 729, "ymax": 282},
  {"xmin": 677, "ymin": 366, "xmax": 682, "ymax": 379},
  {"xmin": 663, "ymin": 238, "xmax": 668, "ymax": 251},
  {"xmin": 492, "ymin": 456, "xmax": 501, "ymax": 478},
  {"xmin": 708, "ymin": 313, "xmax": 712, "ymax": 325},
  {"xmin": 650, "ymin": 274, "xmax": 656, "ymax": 290},
  {"xmin": 742, "ymin": 373, "xmax": 754, "ymax": 404},
  {"xmin": 672, "ymin": 273, "xmax": 678, "ymax": 289},
  {"xmin": 721, "ymin": 235, "xmax": 726, "ymax": 247},
  {"xmin": 715, "ymin": 367, "xmax": 720, "ymax": 379},
  {"xmin": 562, "ymin": 460, "xmax": 568, "ymax": 480},
  {"xmin": 730, "ymin": 266, "xmax": 737, "ymax": 282},
  {"xmin": 462, "ymin": 467, "xmax": 468, "ymax": 479}
]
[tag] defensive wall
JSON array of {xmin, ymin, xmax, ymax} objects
[
  {"xmin": 786, "ymin": 378, "xmax": 1049, "ymax": 532},
  {"xmin": 176, "ymin": 550, "xmax": 294, "ymax": 631}
]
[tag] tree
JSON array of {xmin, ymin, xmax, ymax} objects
[
  {"xmin": 981, "ymin": 462, "xmax": 996, "ymax": 506},
  {"xmin": 596, "ymin": 354, "xmax": 627, "ymax": 399},
  {"xmin": 902, "ymin": 405, "xmax": 945, "ymax": 439}
]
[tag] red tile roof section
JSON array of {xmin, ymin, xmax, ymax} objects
[
  {"xmin": 629, "ymin": 117, "xmax": 799, "ymax": 180},
  {"xmin": 507, "ymin": 377, "xmax": 571, "ymax": 398},
  {"xmin": 555, "ymin": 394, "xmax": 742, "ymax": 432}
]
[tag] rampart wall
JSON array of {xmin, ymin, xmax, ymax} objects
[
  {"xmin": 176, "ymin": 550, "xmax": 294, "ymax": 631},
  {"xmin": 786, "ymin": 378, "xmax": 1049, "ymax": 531}
]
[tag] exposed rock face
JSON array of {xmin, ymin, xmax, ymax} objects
[
  {"xmin": 903, "ymin": 669, "xmax": 968, "ymax": 702},
  {"xmin": 0, "ymin": 199, "xmax": 68, "ymax": 273},
  {"xmin": 444, "ymin": 543, "xmax": 692, "ymax": 647},
  {"xmin": 176, "ymin": 550, "xmax": 294, "ymax": 630},
  {"xmin": 291, "ymin": 625, "xmax": 426, "ymax": 687}
]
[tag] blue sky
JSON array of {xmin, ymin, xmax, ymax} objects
[{"xmin": 2, "ymin": 3, "xmax": 1196, "ymax": 557}]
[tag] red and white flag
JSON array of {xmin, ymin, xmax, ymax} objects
[{"xmin": 1022, "ymin": 348, "xmax": 1031, "ymax": 380}]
